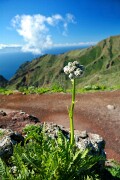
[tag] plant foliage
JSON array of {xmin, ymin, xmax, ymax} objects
[
  {"xmin": 18, "ymin": 84, "xmax": 65, "ymax": 95},
  {"xmin": 0, "ymin": 88, "xmax": 13, "ymax": 95},
  {"xmin": 0, "ymin": 125, "xmax": 102, "ymax": 180},
  {"xmin": 106, "ymin": 161, "xmax": 120, "ymax": 179}
]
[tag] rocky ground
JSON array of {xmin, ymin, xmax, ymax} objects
[{"xmin": 0, "ymin": 90, "xmax": 120, "ymax": 162}]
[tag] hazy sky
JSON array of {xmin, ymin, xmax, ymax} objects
[{"xmin": 0, "ymin": 0, "xmax": 120, "ymax": 54}]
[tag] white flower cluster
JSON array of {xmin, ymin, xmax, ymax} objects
[{"xmin": 63, "ymin": 61, "xmax": 84, "ymax": 80}]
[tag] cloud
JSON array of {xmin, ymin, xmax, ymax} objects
[
  {"xmin": 0, "ymin": 43, "xmax": 21, "ymax": 50},
  {"xmin": 53, "ymin": 41, "xmax": 97, "ymax": 47},
  {"xmin": 62, "ymin": 14, "xmax": 76, "ymax": 36},
  {"xmin": 0, "ymin": 41, "xmax": 97, "ymax": 54},
  {"xmin": 11, "ymin": 13, "xmax": 75, "ymax": 54},
  {"xmin": 66, "ymin": 13, "xmax": 75, "ymax": 23}
]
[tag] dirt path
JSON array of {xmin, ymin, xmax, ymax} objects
[{"xmin": 0, "ymin": 91, "xmax": 120, "ymax": 162}]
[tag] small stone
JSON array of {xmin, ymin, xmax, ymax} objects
[
  {"xmin": 0, "ymin": 110, "xmax": 7, "ymax": 116},
  {"xmin": 107, "ymin": 105, "xmax": 115, "ymax": 110},
  {"xmin": 19, "ymin": 111, "xmax": 26, "ymax": 115}
]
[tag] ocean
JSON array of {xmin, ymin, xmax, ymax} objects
[{"xmin": 0, "ymin": 46, "xmax": 87, "ymax": 80}]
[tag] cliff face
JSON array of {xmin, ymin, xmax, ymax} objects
[
  {"xmin": 0, "ymin": 75, "xmax": 8, "ymax": 87},
  {"xmin": 8, "ymin": 35, "xmax": 120, "ymax": 89}
]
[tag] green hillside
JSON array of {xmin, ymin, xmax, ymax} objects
[
  {"xmin": 0, "ymin": 75, "xmax": 8, "ymax": 87},
  {"xmin": 8, "ymin": 35, "xmax": 120, "ymax": 89}
]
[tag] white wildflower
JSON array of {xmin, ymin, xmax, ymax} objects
[
  {"xmin": 72, "ymin": 61, "xmax": 79, "ymax": 66},
  {"xmin": 68, "ymin": 62, "xmax": 72, "ymax": 67},
  {"xmin": 63, "ymin": 66, "xmax": 69, "ymax": 74},
  {"xmin": 68, "ymin": 65, "xmax": 76, "ymax": 73},
  {"xmin": 10, "ymin": 166, "xmax": 17, "ymax": 174},
  {"xmin": 69, "ymin": 73, "xmax": 74, "ymax": 79},
  {"xmin": 63, "ymin": 61, "xmax": 84, "ymax": 80},
  {"xmin": 74, "ymin": 68, "xmax": 82, "ymax": 76}
]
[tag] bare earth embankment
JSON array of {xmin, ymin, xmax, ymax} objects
[{"xmin": 0, "ymin": 91, "xmax": 120, "ymax": 162}]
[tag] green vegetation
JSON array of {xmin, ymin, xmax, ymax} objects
[
  {"xmin": 0, "ymin": 88, "xmax": 13, "ymax": 95},
  {"xmin": 0, "ymin": 83, "xmax": 120, "ymax": 96},
  {"xmin": 63, "ymin": 61, "xmax": 85, "ymax": 145},
  {"xmin": 106, "ymin": 161, "xmax": 120, "ymax": 179},
  {"xmin": 69, "ymin": 79, "xmax": 76, "ymax": 145},
  {"xmin": 0, "ymin": 34, "xmax": 120, "ymax": 179},
  {"xmin": 0, "ymin": 75, "xmax": 8, "ymax": 88},
  {"xmin": 0, "ymin": 124, "xmax": 119, "ymax": 179},
  {"xmin": 18, "ymin": 84, "xmax": 65, "ymax": 94},
  {"xmin": 76, "ymin": 84, "xmax": 107, "ymax": 93},
  {"xmin": 0, "ymin": 124, "xmax": 103, "ymax": 180},
  {"xmin": 7, "ymin": 35, "xmax": 120, "ymax": 89},
  {"xmin": 0, "ymin": 130, "xmax": 4, "ymax": 137}
]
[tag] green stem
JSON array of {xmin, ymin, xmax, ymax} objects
[{"xmin": 69, "ymin": 79, "xmax": 76, "ymax": 145}]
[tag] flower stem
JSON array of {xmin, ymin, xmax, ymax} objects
[{"xmin": 69, "ymin": 79, "xmax": 75, "ymax": 145}]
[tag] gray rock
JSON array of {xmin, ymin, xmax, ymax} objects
[
  {"xmin": 0, "ymin": 128, "xmax": 24, "ymax": 160},
  {"xmin": 40, "ymin": 122, "xmax": 106, "ymax": 170},
  {"xmin": 74, "ymin": 130, "xmax": 88, "ymax": 138},
  {"xmin": 40, "ymin": 122, "xmax": 105, "ymax": 157},
  {"xmin": 0, "ymin": 136, "xmax": 13, "ymax": 159}
]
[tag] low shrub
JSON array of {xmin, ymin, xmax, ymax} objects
[
  {"xmin": 51, "ymin": 84, "xmax": 65, "ymax": 93},
  {"xmin": 0, "ymin": 88, "xmax": 13, "ymax": 95},
  {"xmin": 0, "ymin": 124, "xmax": 102, "ymax": 180},
  {"xmin": 18, "ymin": 84, "xmax": 65, "ymax": 95},
  {"xmin": 83, "ymin": 85, "xmax": 106, "ymax": 91}
]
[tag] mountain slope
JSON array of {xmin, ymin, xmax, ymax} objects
[
  {"xmin": 8, "ymin": 35, "xmax": 120, "ymax": 89},
  {"xmin": 0, "ymin": 75, "xmax": 8, "ymax": 87}
]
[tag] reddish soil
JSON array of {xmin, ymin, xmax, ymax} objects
[{"xmin": 0, "ymin": 91, "xmax": 120, "ymax": 162}]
